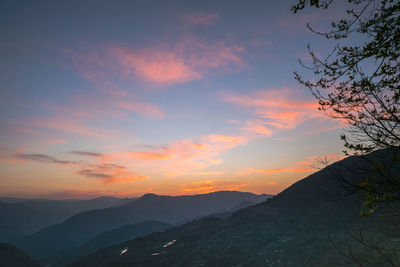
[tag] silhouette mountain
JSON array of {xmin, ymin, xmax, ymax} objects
[
  {"xmin": 0, "ymin": 196, "xmax": 135, "ymax": 242},
  {"xmin": 0, "ymin": 243, "xmax": 39, "ymax": 267},
  {"xmin": 13, "ymin": 191, "xmax": 268, "ymax": 265},
  {"xmin": 68, "ymin": 149, "xmax": 400, "ymax": 266},
  {"xmin": 55, "ymin": 220, "xmax": 171, "ymax": 266}
]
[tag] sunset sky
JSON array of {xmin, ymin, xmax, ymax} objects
[{"xmin": 0, "ymin": 0, "xmax": 351, "ymax": 199}]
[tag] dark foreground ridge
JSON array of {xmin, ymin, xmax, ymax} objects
[{"xmin": 0, "ymin": 243, "xmax": 40, "ymax": 267}]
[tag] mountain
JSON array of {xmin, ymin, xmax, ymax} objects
[
  {"xmin": 0, "ymin": 243, "xmax": 39, "ymax": 267},
  {"xmin": 13, "ymin": 191, "xmax": 268, "ymax": 265},
  {"xmin": 0, "ymin": 196, "xmax": 135, "ymax": 242},
  {"xmin": 0, "ymin": 201, "xmax": 61, "ymax": 242},
  {"xmin": 55, "ymin": 221, "xmax": 171, "ymax": 266},
  {"xmin": 68, "ymin": 150, "xmax": 400, "ymax": 266}
]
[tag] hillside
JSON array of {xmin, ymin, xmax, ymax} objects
[
  {"xmin": 68, "ymin": 149, "xmax": 400, "ymax": 266},
  {"xmin": 55, "ymin": 220, "xmax": 172, "ymax": 266},
  {"xmin": 0, "ymin": 243, "xmax": 39, "ymax": 267}
]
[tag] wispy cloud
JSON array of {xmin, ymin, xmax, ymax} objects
[
  {"xmin": 220, "ymin": 88, "xmax": 331, "ymax": 136},
  {"xmin": 15, "ymin": 154, "xmax": 78, "ymax": 165},
  {"xmin": 13, "ymin": 152, "xmax": 145, "ymax": 184},
  {"xmin": 127, "ymin": 134, "xmax": 247, "ymax": 173},
  {"xmin": 180, "ymin": 180, "xmax": 247, "ymax": 194},
  {"xmin": 70, "ymin": 37, "xmax": 244, "ymax": 87},
  {"xmin": 226, "ymin": 119, "xmax": 241, "ymax": 124},
  {"xmin": 129, "ymin": 134, "xmax": 246, "ymax": 162},
  {"xmin": 242, "ymin": 120, "xmax": 272, "ymax": 136},
  {"xmin": 29, "ymin": 117, "xmax": 115, "ymax": 138},
  {"xmin": 112, "ymin": 45, "xmax": 200, "ymax": 84},
  {"xmin": 114, "ymin": 99, "xmax": 165, "ymax": 119},
  {"xmin": 69, "ymin": 151, "xmax": 104, "ymax": 157},
  {"xmin": 246, "ymin": 153, "xmax": 345, "ymax": 175},
  {"xmin": 182, "ymin": 12, "xmax": 220, "ymax": 26},
  {"xmin": 77, "ymin": 163, "xmax": 146, "ymax": 184},
  {"xmin": 247, "ymin": 167, "xmax": 313, "ymax": 175}
]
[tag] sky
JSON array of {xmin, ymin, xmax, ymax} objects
[{"xmin": 0, "ymin": 0, "xmax": 351, "ymax": 199}]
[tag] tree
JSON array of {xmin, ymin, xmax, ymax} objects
[
  {"xmin": 293, "ymin": 1, "xmax": 400, "ymax": 265},
  {"xmin": 292, "ymin": 0, "xmax": 400, "ymax": 212}
]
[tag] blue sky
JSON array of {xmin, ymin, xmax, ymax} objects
[{"xmin": 0, "ymin": 0, "xmax": 352, "ymax": 199}]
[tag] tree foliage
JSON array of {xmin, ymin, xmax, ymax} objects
[{"xmin": 293, "ymin": 0, "xmax": 400, "ymax": 211}]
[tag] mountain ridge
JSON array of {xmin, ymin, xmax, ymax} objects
[
  {"xmin": 13, "ymin": 191, "xmax": 269, "ymax": 265},
  {"xmin": 68, "ymin": 149, "xmax": 400, "ymax": 266}
]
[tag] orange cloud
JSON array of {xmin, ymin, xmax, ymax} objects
[
  {"xmin": 220, "ymin": 88, "xmax": 327, "ymax": 136},
  {"xmin": 180, "ymin": 180, "xmax": 247, "ymax": 194},
  {"xmin": 182, "ymin": 12, "xmax": 220, "ymax": 26},
  {"xmin": 301, "ymin": 153, "xmax": 346, "ymax": 169},
  {"xmin": 242, "ymin": 120, "xmax": 272, "ymax": 136},
  {"xmin": 247, "ymin": 167, "xmax": 314, "ymax": 174},
  {"xmin": 208, "ymin": 158, "xmax": 223, "ymax": 164},
  {"xmin": 126, "ymin": 134, "xmax": 247, "ymax": 173},
  {"xmin": 246, "ymin": 153, "xmax": 345, "ymax": 175},
  {"xmin": 129, "ymin": 134, "xmax": 246, "ymax": 162},
  {"xmin": 164, "ymin": 170, "xmax": 226, "ymax": 178},
  {"xmin": 129, "ymin": 151, "xmax": 172, "ymax": 161}
]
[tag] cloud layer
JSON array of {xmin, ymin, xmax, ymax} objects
[
  {"xmin": 220, "ymin": 88, "xmax": 324, "ymax": 136},
  {"xmin": 110, "ymin": 38, "xmax": 244, "ymax": 85}
]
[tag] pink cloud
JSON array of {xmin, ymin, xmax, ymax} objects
[
  {"xmin": 115, "ymin": 100, "xmax": 165, "ymax": 119},
  {"xmin": 0, "ymin": 124, "xmax": 69, "ymax": 147},
  {"xmin": 127, "ymin": 134, "xmax": 247, "ymax": 173},
  {"xmin": 29, "ymin": 117, "xmax": 115, "ymax": 138},
  {"xmin": 182, "ymin": 12, "xmax": 220, "ymax": 26},
  {"xmin": 242, "ymin": 120, "xmax": 272, "ymax": 136},
  {"xmin": 112, "ymin": 46, "xmax": 200, "ymax": 84},
  {"xmin": 67, "ymin": 37, "xmax": 244, "ymax": 87},
  {"xmin": 45, "ymin": 138, "xmax": 68, "ymax": 145},
  {"xmin": 226, "ymin": 119, "xmax": 241, "ymax": 124},
  {"xmin": 105, "ymin": 39, "xmax": 244, "ymax": 85},
  {"xmin": 246, "ymin": 153, "xmax": 345, "ymax": 175},
  {"xmin": 129, "ymin": 134, "xmax": 246, "ymax": 162},
  {"xmin": 220, "ymin": 88, "xmax": 326, "ymax": 135}
]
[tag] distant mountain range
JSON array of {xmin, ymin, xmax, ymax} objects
[
  {"xmin": 0, "ymin": 196, "xmax": 135, "ymax": 242},
  {"xmin": 67, "ymin": 149, "xmax": 400, "ymax": 266},
  {"xmin": 11, "ymin": 191, "xmax": 269, "ymax": 265}
]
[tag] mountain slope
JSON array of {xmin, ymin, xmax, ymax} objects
[
  {"xmin": 0, "ymin": 243, "xmax": 39, "ymax": 267},
  {"xmin": 68, "ymin": 150, "xmax": 400, "ymax": 266},
  {"xmin": 13, "ymin": 191, "xmax": 268, "ymax": 265},
  {"xmin": 55, "ymin": 221, "xmax": 171, "ymax": 266}
]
